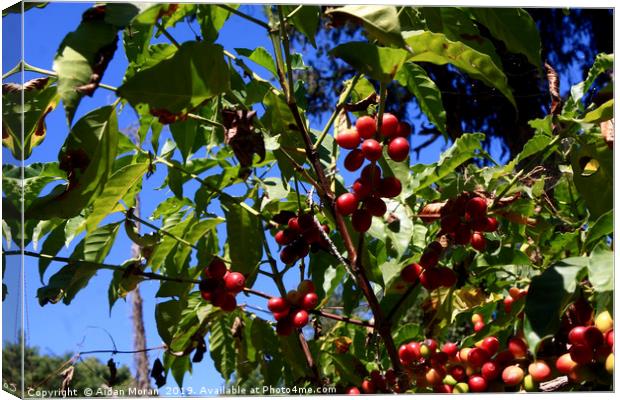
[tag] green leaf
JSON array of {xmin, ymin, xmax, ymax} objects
[
  {"xmin": 163, "ymin": 353, "xmax": 192, "ymax": 388},
  {"xmin": 79, "ymin": 222, "xmax": 121, "ymax": 263},
  {"xmin": 404, "ymin": 31, "xmax": 516, "ymax": 107},
  {"xmin": 118, "ymin": 41, "xmax": 230, "ymax": 114},
  {"xmin": 148, "ymin": 214, "xmax": 193, "ymax": 271},
  {"xmin": 570, "ymin": 134, "xmax": 613, "ymax": 219},
  {"xmin": 588, "ymin": 243, "xmax": 613, "ymax": 293},
  {"xmin": 173, "ymin": 218, "xmax": 224, "ymax": 268},
  {"xmin": 26, "ymin": 106, "xmax": 119, "ymax": 220},
  {"xmin": 523, "ymin": 257, "xmax": 588, "ymax": 351},
  {"xmin": 585, "ymin": 209, "xmax": 613, "ymax": 252},
  {"xmin": 2, "ymin": 162, "xmax": 64, "ymax": 209},
  {"xmin": 330, "ymin": 353, "xmax": 365, "ymax": 386},
  {"xmin": 235, "ymin": 47, "xmax": 277, "ymax": 77},
  {"xmin": 169, "ymin": 118, "xmax": 206, "ymax": 162},
  {"xmin": 85, "ymin": 159, "xmax": 149, "ymax": 233},
  {"xmin": 156, "ymin": 299, "xmax": 182, "ymax": 345},
  {"xmin": 104, "ymin": 3, "xmax": 145, "ymax": 27},
  {"xmin": 284, "ymin": 6, "xmax": 320, "ymax": 47},
  {"xmin": 108, "ymin": 260, "xmax": 145, "ymax": 311},
  {"xmin": 38, "ymin": 222, "xmax": 67, "ymax": 282},
  {"xmin": 209, "ymin": 312, "xmax": 236, "ymax": 381},
  {"xmin": 197, "ymin": 4, "xmax": 237, "ymax": 43},
  {"xmin": 37, "ymin": 261, "xmax": 103, "ymax": 306},
  {"xmin": 566, "ymin": 53, "xmax": 613, "ymax": 112},
  {"xmin": 396, "ymin": 62, "xmax": 446, "ymax": 134},
  {"xmin": 223, "ymin": 203, "xmax": 263, "ymax": 277},
  {"xmin": 2, "ymin": 77, "xmax": 59, "ymax": 159},
  {"xmin": 53, "ymin": 16, "xmax": 119, "ymax": 123},
  {"xmin": 326, "ymin": 5, "xmax": 405, "ymax": 47},
  {"xmin": 412, "ymin": 132, "xmax": 485, "ymax": 192},
  {"xmin": 581, "ymin": 99, "xmax": 614, "ymax": 123},
  {"xmin": 420, "ymin": 7, "xmax": 502, "ymax": 68},
  {"xmin": 330, "ymin": 42, "xmax": 409, "ymax": 83},
  {"xmin": 467, "ymin": 8, "xmax": 541, "ymax": 68}
]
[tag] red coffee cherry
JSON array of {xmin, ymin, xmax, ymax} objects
[
  {"xmin": 301, "ymin": 292, "xmax": 319, "ymax": 310},
  {"xmin": 570, "ymin": 344, "xmax": 593, "ymax": 364},
  {"xmin": 297, "ymin": 279, "xmax": 316, "ymax": 294},
  {"xmin": 364, "ymin": 196, "xmax": 387, "ymax": 217},
  {"xmin": 471, "ymin": 232, "xmax": 486, "ymax": 251},
  {"xmin": 346, "ymin": 387, "xmax": 361, "ymax": 395},
  {"xmin": 344, "ymin": 149, "xmax": 365, "ymax": 171},
  {"xmin": 272, "ymin": 310, "xmax": 289, "ymax": 321},
  {"xmin": 214, "ymin": 291, "xmax": 237, "ymax": 312},
  {"xmin": 401, "ymin": 264, "xmax": 420, "ymax": 283},
  {"xmin": 474, "ymin": 321, "xmax": 485, "ymax": 332},
  {"xmin": 528, "ymin": 360, "xmax": 552, "ymax": 382},
  {"xmin": 465, "ymin": 197, "xmax": 488, "ymax": 218},
  {"xmin": 224, "ymin": 272, "xmax": 246, "ymax": 293},
  {"xmin": 449, "ymin": 365, "xmax": 466, "ymax": 382},
  {"xmin": 396, "ymin": 121, "xmax": 411, "ymax": 137},
  {"xmin": 387, "ymin": 137, "xmax": 410, "ymax": 162},
  {"xmin": 481, "ymin": 336, "xmax": 500, "ymax": 356},
  {"xmin": 356, "ymin": 116, "xmax": 376, "ymax": 139},
  {"xmin": 454, "ymin": 225, "xmax": 472, "ymax": 245},
  {"xmin": 267, "ymin": 297, "xmax": 289, "ymax": 313},
  {"xmin": 206, "ymin": 258, "xmax": 228, "ymax": 279},
  {"xmin": 419, "ymin": 250, "xmax": 439, "ymax": 268},
  {"xmin": 361, "ymin": 139, "xmax": 383, "ymax": 161},
  {"xmin": 352, "ymin": 178, "xmax": 372, "ymax": 199},
  {"xmin": 352, "ymin": 209, "xmax": 372, "ymax": 232},
  {"xmin": 481, "ymin": 361, "xmax": 500, "ymax": 381},
  {"xmin": 287, "ymin": 217, "xmax": 301, "ymax": 232},
  {"xmin": 483, "ymin": 216, "xmax": 499, "ymax": 232},
  {"xmin": 275, "ymin": 228, "xmax": 296, "ymax": 246},
  {"xmin": 361, "ymin": 164, "xmax": 382, "ymax": 183},
  {"xmin": 507, "ymin": 337, "xmax": 528, "ymax": 358},
  {"xmin": 360, "ymin": 379, "xmax": 375, "ymax": 394},
  {"xmin": 503, "ymin": 296, "xmax": 514, "ymax": 313},
  {"xmin": 297, "ymin": 213, "xmax": 315, "ymax": 231},
  {"xmin": 280, "ymin": 246, "xmax": 297, "ymax": 265},
  {"xmin": 467, "ymin": 347, "xmax": 490, "ymax": 367},
  {"xmin": 381, "ymin": 113, "xmax": 399, "ymax": 138},
  {"xmin": 336, "ymin": 129, "xmax": 361, "ymax": 149},
  {"xmin": 502, "ymin": 365, "xmax": 524, "ymax": 386},
  {"xmin": 399, "ymin": 343, "xmax": 418, "ymax": 364},
  {"xmin": 378, "ymin": 177, "xmax": 402, "ymax": 198},
  {"xmin": 440, "ymin": 214, "xmax": 460, "ymax": 233},
  {"xmin": 442, "ymin": 342, "xmax": 459, "ymax": 358},
  {"xmin": 292, "ymin": 309, "xmax": 309, "ymax": 328},
  {"xmin": 468, "ymin": 375, "xmax": 488, "ymax": 392},
  {"xmin": 336, "ymin": 193, "xmax": 359, "ymax": 215}
]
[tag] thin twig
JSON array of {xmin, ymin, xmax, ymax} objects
[{"xmin": 216, "ymin": 4, "xmax": 271, "ymax": 30}]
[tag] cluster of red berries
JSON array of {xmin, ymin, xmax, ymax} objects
[
  {"xmin": 345, "ymin": 369, "xmax": 401, "ymax": 394},
  {"xmin": 557, "ymin": 311, "xmax": 614, "ymax": 379},
  {"xmin": 199, "ymin": 258, "xmax": 246, "ymax": 312},
  {"xmin": 337, "ymin": 114, "xmax": 411, "ymax": 163},
  {"xmin": 275, "ymin": 212, "xmax": 330, "ymax": 265},
  {"xmin": 439, "ymin": 193, "xmax": 499, "ymax": 250},
  {"xmin": 334, "ymin": 114, "xmax": 409, "ymax": 233},
  {"xmin": 336, "ymin": 164, "xmax": 402, "ymax": 232},
  {"xmin": 396, "ymin": 334, "xmax": 546, "ymax": 393},
  {"xmin": 400, "ymin": 241, "xmax": 457, "ymax": 291},
  {"xmin": 267, "ymin": 280, "xmax": 319, "ymax": 336}
]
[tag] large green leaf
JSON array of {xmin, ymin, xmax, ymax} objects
[
  {"xmin": 420, "ymin": 7, "xmax": 502, "ymax": 67},
  {"xmin": 395, "ymin": 62, "xmax": 447, "ymax": 134},
  {"xmin": 523, "ymin": 257, "xmax": 588, "ymax": 351},
  {"xmin": 588, "ymin": 243, "xmax": 613, "ymax": 293},
  {"xmin": 2, "ymin": 163, "xmax": 64, "ymax": 210},
  {"xmin": 118, "ymin": 41, "xmax": 229, "ymax": 114},
  {"xmin": 585, "ymin": 209, "xmax": 613, "ymax": 252},
  {"xmin": 197, "ymin": 4, "xmax": 237, "ymax": 43},
  {"xmin": 565, "ymin": 53, "xmax": 613, "ymax": 113},
  {"xmin": 209, "ymin": 312, "xmax": 237, "ymax": 381},
  {"xmin": 326, "ymin": 5, "xmax": 405, "ymax": 47},
  {"xmin": 173, "ymin": 218, "xmax": 224, "ymax": 269},
  {"xmin": 53, "ymin": 15, "xmax": 119, "ymax": 124},
  {"xmin": 85, "ymin": 158, "xmax": 150, "ymax": 233},
  {"xmin": 330, "ymin": 42, "xmax": 409, "ymax": 83},
  {"xmin": 37, "ymin": 261, "xmax": 104, "ymax": 306},
  {"xmin": 2, "ymin": 77, "xmax": 59, "ymax": 159},
  {"xmin": 467, "ymin": 8, "xmax": 541, "ymax": 68},
  {"xmin": 412, "ymin": 132, "xmax": 485, "ymax": 192},
  {"xmin": 223, "ymin": 203, "xmax": 263, "ymax": 277},
  {"xmin": 148, "ymin": 213, "xmax": 194, "ymax": 271},
  {"xmin": 38, "ymin": 222, "xmax": 67, "ymax": 281},
  {"xmin": 26, "ymin": 106, "xmax": 119, "ymax": 220},
  {"xmin": 235, "ymin": 47, "xmax": 277, "ymax": 77},
  {"xmin": 404, "ymin": 31, "xmax": 516, "ymax": 107},
  {"xmin": 283, "ymin": 5, "xmax": 320, "ymax": 47},
  {"xmin": 570, "ymin": 133, "xmax": 613, "ymax": 219}
]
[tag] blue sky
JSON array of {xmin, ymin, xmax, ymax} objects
[{"xmin": 2, "ymin": 2, "xmax": 595, "ymax": 394}]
